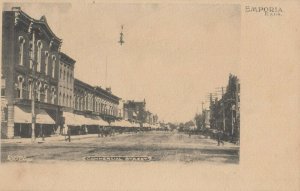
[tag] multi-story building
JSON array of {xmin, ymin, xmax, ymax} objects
[
  {"xmin": 209, "ymin": 74, "xmax": 240, "ymax": 142},
  {"xmin": 73, "ymin": 79, "xmax": 120, "ymax": 123},
  {"xmin": 123, "ymin": 99, "xmax": 146, "ymax": 123},
  {"xmin": 1, "ymin": 7, "xmax": 62, "ymax": 138},
  {"xmin": 58, "ymin": 52, "xmax": 75, "ymax": 109},
  {"xmin": 123, "ymin": 99, "xmax": 158, "ymax": 127}
]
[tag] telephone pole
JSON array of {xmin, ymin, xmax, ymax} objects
[{"xmin": 29, "ymin": 26, "xmax": 36, "ymax": 143}]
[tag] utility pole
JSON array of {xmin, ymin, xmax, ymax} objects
[
  {"xmin": 29, "ymin": 26, "xmax": 36, "ymax": 143},
  {"xmin": 222, "ymin": 102, "xmax": 226, "ymax": 132},
  {"xmin": 221, "ymin": 87, "xmax": 225, "ymax": 132},
  {"xmin": 231, "ymin": 104, "xmax": 234, "ymax": 135}
]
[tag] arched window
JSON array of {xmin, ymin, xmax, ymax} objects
[
  {"xmin": 59, "ymin": 92, "xmax": 62, "ymax": 105},
  {"xmin": 18, "ymin": 36, "xmax": 25, "ymax": 66},
  {"xmin": 16, "ymin": 76, "xmax": 24, "ymax": 98},
  {"xmin": 45, "ymin": 51, "xmax": 49, "ymax": 75},
  {"xmin": 70, "ymin": 73, "xmax": 73, "ymax": 83},
  {"xmin": 51, "ymin": 55, "xmax": 56, "ymax": 78},
  {"xmin": 28, "ymin": 80, "xmax": 32, "ymax": 99},
  {"xmin": 29, "ymin": 42, "xmax": 33, "ymax": 69},
  {"xmin": 51, "ymin": 87, "xmax": 56, "ymax": 104},
  {"xmin": 44, "ymin": 84, "xmax": 48, "ymax": 103},
  {"xmin": 66, "ymin": 71, "xmax": 69, "ymax": 83},
  {"xmin": 66, "ymin": 95, "xmax": 69, "ymax": 107},
  {"xmin": 81, "ymin": 97, "xmax": 84, "ymax": 111},
  {"xmin": 36, "ymin": 81, "xmax": 42, "ymax": 101},
  {"xmin": 36, "ymin": 40, "xmax": 43, "ymax": 72},
  {"xmin": 69, "ymin": 95, "xmax": 72, "ymax": 107}
]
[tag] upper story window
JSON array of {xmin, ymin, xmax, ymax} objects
[
  {"xmin": 44, "ymin": 84, "xmax": 48, "ymax": 103},
  {"xmin": 51, "ymin": 55, "xmax": 56, "ymax": 78},
  {"xmin": 51, "ymin": 87, "xmax": 56, "ymax": 104},
  {"xmin": 45, "ymin": 51, "xmax": 49, "ymax": 75},
  {"xmin": 36, "ymin": 40, "xmax": 43, "ymax": 72},
  {"xmin": 16, "ymin": 75, "xmax": 24, "ymax": 99},
  {"xmin": 18, "ymin": 36, "xmax": 25, "ymax": 66},
  {"xmin": 29, "ymin": 42, "xmax": 33, "ymax": 69}
]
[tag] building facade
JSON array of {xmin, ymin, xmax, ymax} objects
[
  {"xmin": 1, "ymin": 7, "xmax": 62, "ymax": 138},
  {"xmin": 73, "ymin": 79, "xmax": 120, "ymax": 123},
  {"xmin": 209, "ymin": 74, "xmax": 240, "ymax": 142},
  {"xmin": 58, "ymin": 52, "xmax": 75, "ymax": 109},
  {"xmin": 123, "ymin": 99, "xmax": 158, "ymax": 126}
]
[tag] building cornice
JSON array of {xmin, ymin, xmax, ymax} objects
[{"xmin": 13, "ymin": 7, "xmax": 62, "ymax": 48}]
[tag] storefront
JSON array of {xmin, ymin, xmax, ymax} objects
[{"xmin": 13, "ymin": 106, "xmax": 56, "ymax": 138}]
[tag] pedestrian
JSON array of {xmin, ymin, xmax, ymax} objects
[
  {"xmin": 67, "ymin": 127, "xmax": 71, "ymax": 142},
  {"xmin": 217, "ymin": 129, "xmax": 224, "ymax": 146}
]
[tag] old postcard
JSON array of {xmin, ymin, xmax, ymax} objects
[{"xmin": 0, "ymin": 0, "xmax": 299, "ymax": 190}]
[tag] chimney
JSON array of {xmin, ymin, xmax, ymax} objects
[
  {"xmin": 12, "ymin": 7, "xmax": 21, "ymax": 11},
  {"xmin": 106, "ymin": 87, "xmax": 111, "ymax": 93}
]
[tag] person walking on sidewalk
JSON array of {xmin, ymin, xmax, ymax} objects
[
  {"xmin": 67, "ymin": 127, "xmax": 71, "ymax": 142},
  {"xmin": 217, "ymin": 129, "xmax": 224, "ymax": 146}
]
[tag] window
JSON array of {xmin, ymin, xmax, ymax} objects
[
  {"xmin": 29, "ymin": 42, "xmax": 33, "ymax": 69},
  {"xmin": 17, "ymin": 76, "xmax": 24, "ymax": 99},
  {"xmin": 51, "ymin": 55, "xmax": 56, "ymax": 78},
  {"xmin": 36, "ymin": 40, "xmax": 43, "ymax": 72},
  {"xmin": 28, "ymin": 80, "xmax": 32, "ymax": 99},
  {"xmin": 1, "ymin": 88, "xmax": 5, "ymax": 97},
  {"xmin": 51, "ymin": 87, "xmax": 56, "ymax": 104},
  {"xmin": 69, "ymin": 96, "xmax": 72, "ymax": 107},
  {"xmin": 66, "ymin": 95, "xmax": 69, "ymax": 107},
  {"xmin": 45, "ymin": 52, "xmax": 49, "ymax": 75},
  {"xmin": 18, "ymin": 36, "xmax": 25, "ymax": 66},
  {"xmin": 44, "ymin": 85, "xmax": 48, "ymax": 103},
  {"xmin": 66, "ymin": 71, "xmax": 69, "ymax": 83},
  {"xmin": 36, "ymin": 81, "xmax": 42, "ymax": 101}
]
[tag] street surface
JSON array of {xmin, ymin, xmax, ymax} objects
[{"xmin": 1, "ymin": 131, "xmax": 239, "ymax": 164}]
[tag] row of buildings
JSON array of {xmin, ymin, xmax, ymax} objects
[
  {"xmin": 1, "ymin": 7, "xmax": 159, "ymax": 138},
  {"xmin": 195, "ymin": 74, "xmax": 240, "ymax": 142}
]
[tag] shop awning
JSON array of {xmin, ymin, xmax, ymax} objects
[
  {"xmin": 110, "ymin": 120, "xmax": 132, "ymax": 128},
  {"xmin": 14, "ymin": 106, "xmax": 31, "ymax": 123},
  {"xmin": 63, "ymin": 112, "xmax": 82, "ymax": 126},
  {"xmin": 90, "ymin": 116, "xmax": 109, "ymax": 126},
  {"xmin": 36, "ymin": 109, "xmax": 55, "ymax": 124},
  {"xmin": 63, "ymin": 112, "xmax": 109, "ymax": 126},
  {"xmin": 14, "ymin": 106, "xmax": 55, "ymax": 124},
  {"xmin": 142, "ymin": 123, "xmax": 150, "ymax": 128}
]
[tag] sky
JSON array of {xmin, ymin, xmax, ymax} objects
[{"xmin": 4, "ymin": 2, "xmax": 240, "ymax": 123}]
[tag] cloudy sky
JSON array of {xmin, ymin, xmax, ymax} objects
[{"xmin": 4, "ymin": 2, "xmax": 240, "ymax": 123}]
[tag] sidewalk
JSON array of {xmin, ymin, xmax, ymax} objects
[{"xmin": 1, "ymin": 134, "xmax": 104, "ymax": 144}]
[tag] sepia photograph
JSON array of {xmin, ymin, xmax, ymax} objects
[
  {"xmin": 1, "ymin": 2, "xmax": 240, "ymax": 164},
  {"xmin": 0, "ymin": 1, "xmax": 299, "ymax": 191}
]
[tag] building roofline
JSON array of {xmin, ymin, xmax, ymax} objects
[
  {"xmin": 59, "ymin": 52, "xmax": 76, "ymax": 66},
  {"xmin": 74, "ymin": 78, "xmax": 121, "ymax": 102},
  {"xmin": 12, "ymin": 7, "xmax": 62, "ymax": 43}
]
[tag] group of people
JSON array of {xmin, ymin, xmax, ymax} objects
[{"xmin": 64, "ymin": 126, "xmax": 114, "ymax": 142}]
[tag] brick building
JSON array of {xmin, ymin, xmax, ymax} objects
[
  {"xmin": 1, "ymin": 7, "xmax": 62, "ymax": 138},
  {"xmin": 73, "ymin": 79, "xmax": 120, "ymax": 123}
]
